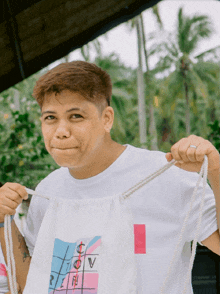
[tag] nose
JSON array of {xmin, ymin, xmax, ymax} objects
[{"xmin": 55, "ymin": 120, "xmax": 71, "ymax": 139}]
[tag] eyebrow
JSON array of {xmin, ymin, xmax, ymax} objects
[{"xmin": 41, "ymin": 107, "xmax": 83, "ymax": 116}]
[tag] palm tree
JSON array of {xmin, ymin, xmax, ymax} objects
[
  {"xmin": 80, "ymin": 39, "xmax": 102, "ymax": 62},
  {"xmin": 135, "ymin": 16, "xmax": 147, "ymax": 148},
  {"xmin": 157, "ymin": 7, "xmax": 216, "ymax": 136},
  {"xmin": 126, "ymin": 4, "xmax": 163, "ymax": 150},
  {"xmin": 139, "ymin": 7, "xmax": 163, "ymax": 150},
  {"xmin": 79, "ymin": 36, "xmax": 139, "ymax": 146},
  {"xmin": 94, "ymin": 54, "xmax": 138, "ymax": 145}
]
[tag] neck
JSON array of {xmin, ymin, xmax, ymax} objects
[{"xmin": 68, "ymin": 139, "xmax": 126, "ymax": 179}]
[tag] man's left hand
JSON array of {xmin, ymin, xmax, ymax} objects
[{"xmin": 166, "ymin": 135, "xmax": 219, "ymax": 173}]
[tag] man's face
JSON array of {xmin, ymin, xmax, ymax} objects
[{"xmin": 40, "ymin": 90, "xmax": 112, "ymax": 171}]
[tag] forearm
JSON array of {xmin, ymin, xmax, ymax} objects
[
  {"xmin": 208, "ymin": 168, "xmax": 220, "ymax": 235},
  {"xmin": 0, "ymin": 220, "xmax": 31, "ymax": 292}
]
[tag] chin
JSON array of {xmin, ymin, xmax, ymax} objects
[{"xmin": 50, "ymin": 155, "xmax": 78, "ymax": 168}]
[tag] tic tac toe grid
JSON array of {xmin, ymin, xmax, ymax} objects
[{"xmin": 49, "ymin": 237, "xmax": 101, "ymax": 294}]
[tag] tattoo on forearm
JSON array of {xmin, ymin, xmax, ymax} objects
[{"xmin": 13, "ymin": 222, "xmax": 30, "ymax": 262}]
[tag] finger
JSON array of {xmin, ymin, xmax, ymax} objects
[
  {"xmin": 171, "ymin": 138, "xmax": 188, "ymax": 162},
  {"xmin": 195, "ymin": 141, "xmax": 213, "ymax": 162},
  {"xmin": 186, "ymin": 146, "xmax": 197, "ymax": 162},
  {"xmin": 0, "ymin": 205, "xmax": 16, "ymax": 216},
  {"xmin": 170, "ymin": 142, "xmax": 181, "ymax": 161},
  {"xmin": 165, "ymin": 153, "xmax": 173, "ymax": 161},
  {"xmin": 0, "ymin": 196, "xmax": 21, "ymax": 210},
  {"xmin": 8, "ymin": 183, "xmax": 28, "ymax": 199},
  {"xmin": 2, "ymin": 189, "xmax": 23, "ymax": 205},
  {"xmin": 4, "ymin": 183, "xmax": 28, "ymax": 200},
  {"xmin": 178, "ymin": 138, "xmax": 196, "ymax": 162}
]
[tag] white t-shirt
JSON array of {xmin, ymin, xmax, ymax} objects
[
  {"xmin": 0, "ymin": 242, "xmax": 9, "ymax": 294},
  {"xmin": 23, "ymin": 145, "xmax": 218, "ymax": 293}
]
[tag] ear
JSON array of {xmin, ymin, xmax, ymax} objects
[{"xmin": 102, "ymin": 106, "xmax": 114, "ymax": 133}]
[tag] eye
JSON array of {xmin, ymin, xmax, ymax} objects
[
  {"xmin": 71, "ymin": 114, "xmax": 83, "ymax": 119},
  {"xmin": 44, "ymin": 115, "xmax": 55, "ymax": 121}
]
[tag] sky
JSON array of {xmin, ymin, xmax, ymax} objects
[{"xmin": 49, "ymin": 0, "xmax": 220, "ymax": 70}]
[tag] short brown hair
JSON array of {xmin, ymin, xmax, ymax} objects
[{"xmin": 32, "ymin": 61, "xmax": 112, "ymax": 109}]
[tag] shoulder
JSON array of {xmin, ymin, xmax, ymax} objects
[
  {"xmin": 37, "ymin": 167, "xmax": 66, "ymax": 184},
  {"xmin": 126, "ymin": 144, "xmax": 168, "ymax": 169},
  {"xmin": 126, "ymin": 144, "xmax": 202, "ymax": 184},
  {"xmin": 35, "ymin": 167, "xmax": 68, "ymax": 197}
]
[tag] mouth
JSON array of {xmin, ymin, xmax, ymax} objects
[
  {"xmin": 52, "ymin": 147, "xmax": 77, "ymax": 150},
  {"xmin": 57, "ymin": 148, "xmax": 73, "ymax": 150}
]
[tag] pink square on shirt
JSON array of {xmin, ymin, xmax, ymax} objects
[{"xmin": 134, "ymin": 224, "xmax": 146, "ymax": 254}]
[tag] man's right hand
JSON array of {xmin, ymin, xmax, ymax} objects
[{"xmin": 0, "ymin": 182, "xmax": 28, "ymax": 223}]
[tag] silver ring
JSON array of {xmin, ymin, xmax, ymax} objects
[{"xmin": 189, "ymin": 145, "xmax": 197, "ymax": 149}]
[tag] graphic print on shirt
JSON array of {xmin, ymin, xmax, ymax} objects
[
  {"xmin": 48, "ymin": 236, "xmax": 101, "ymax": 294},
  {"xmin": 0, "ymin": 263, "xmax": 7, "ymax": 277},
  {"xmin": 134, "ymin": 224, "xmax": 146, "ymax": 254}
]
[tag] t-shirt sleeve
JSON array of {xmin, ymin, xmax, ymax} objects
[
  {"xmin": 23, "ymin": 184, "xmax": 49, "ymax": 256},
  {"xmin": 179, "ymin": 169, "xmax": 218, "ymax": 244}
]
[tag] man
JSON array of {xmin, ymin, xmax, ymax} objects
[{"xmin": 0, "ymin": 61, "xmax": 219, "ymax": 293}]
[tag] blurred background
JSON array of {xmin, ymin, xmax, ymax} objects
[
  {"xmin": 0, "ymin": 0, "xmax": 219, "ymax": 292},
  {"xmin": 1, "ymin": 0, "xmax": 219, "ymax": 189}
]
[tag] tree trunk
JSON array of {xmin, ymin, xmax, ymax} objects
[
  {"xmin": 149, "ymin": 104, "xmax": 158, "ymax": 150},
  {"xmin": 136, "ymin": 17, "xmax": 147, "ymax": 148},
  {"xmin": 140, "ymin": 14, "xmax": 150, "ymax": 73},
  {"xmin": 140, "ymin": 14, "xmax": 158, "ymax": 150},
  {"xmin": 181, "ymin": 57, "xmax": 191, "ymax": 136},
  {"xmin": 184, "ymin": 80, "xmax": 191, "ymax": 136}
]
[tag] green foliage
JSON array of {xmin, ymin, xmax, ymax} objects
[
  {"xmin": 155, "ymin": 7, "xmax": 218, "ymax": 140},
  {"xmin": 94, "ymin": 54, "xmax": 140, "ymax": 145},
  {"xmin": 177, "ymin": 7, "xmax": 212, "ymax": 54},
  {"xmin": 0, "ymin": 107, "xmax": 58, "ymax": 189},
  {"xmin": 208, "ymin": 120, "xmax": 220, "ymax": 152}
]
